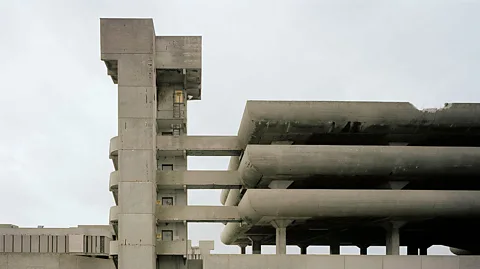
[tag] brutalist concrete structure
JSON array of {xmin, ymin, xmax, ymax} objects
[{"xmin": 2, "ymin": 17, "xmax": 480, "ymax": 269}]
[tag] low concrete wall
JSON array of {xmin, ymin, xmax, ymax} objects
[
  {"xmin": 0, "ymin": 253, "xmax": 115, "ymax": 269},
  {"xmin": 203, "ymin": 255, "xmax": 480, "ymax": 269}
]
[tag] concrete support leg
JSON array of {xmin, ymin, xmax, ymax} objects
[
  {"xmin": 420, "ymin": 246, "xmax": 429, "ymax": 255},
  {"xmin": 299, "ymin": 245, "xmax": 308, "ymax": 255},
  {"xmin": 385, "ymin": 222, "xmax": 404, "ymax": 255},
  {"xmin": 359, "ymin": 245, "xmax": 368, "ymax": 255},
  {"xmin": 407, "ymin": 245, "xmax": 418, "ymax": 255},
  {"xmin": 271, "ymin": 220, "xmax": 293, "ymax": 255},
  {"xmin": 330, "ymin": 243, "xmax": 340, "ymax": 255},
  {"xmin": 239, "ymin": 244, "xmax": 247, "ymax": 254},
  {"xmin": 249, "ymin": 236, "xmax": 264, "ymax": 255}
]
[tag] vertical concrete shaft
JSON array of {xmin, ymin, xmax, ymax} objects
[
  {"xmin": 271, "ymin": 220, "xmax": 292, "ymax": 255},
  {"xmin": 238, "ymin": 244, "xmax": 247, "ymax": 254},
  {"xmin": 249, "ymin": 236, "xmax": 264, "ymax": 254},
  {"xmin": 330, "ymin": 243, "xmax": 340, "ymax": 255},
  {"xmin": 299, "ymin": 245, "xmax": 308, "ymax": 255},
  {"xmin": 359, "ymin": 245, "xmax": 368, "ymax": 255},
  {"xmin": 385, "ymin": 222, "xmax": 404, "ymax": 255},
  {"xmin": 102, "ymin": 19, "xmax": 157, "ymax": 269}
]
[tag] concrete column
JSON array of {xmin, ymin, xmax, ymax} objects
[
  {"xmin": 249, "ymin": 236, "xmax": 264, "ymax": 254},
  {"xmin": 271, "ymin": 220, "xmax": 292, "ymax": 255},
  {"xmin": 330, "ymin": 243, "xmax": 340, "ymax": 255},
  {"xmin": 358, "ymin": 245, "xmax": 368, "ymax": 255},
  {"xmin": 407, "ymin": 245, "xmax": 418, "ymax": 255},
  {"xmin": 420, "ymin": 246, "xmax": 429, "ymax": 255},
  {"xmin": 299, "ymin": 245, "xmax": 308, "ymax": 255},
  {"xmin": 101, "ymin": 19, "xmax": 157, "ymax": 269},
  {"xmin": 385, "ymin": 222, "xmax": 404, "ymax": 255},
  {"xmin": 238, "ymin": 244, "xmax": 247, "ymax": 254}
]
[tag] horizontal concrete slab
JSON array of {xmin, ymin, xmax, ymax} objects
[
  {"xmin": 238, "ymin": 189, "xmax": 480, "ymax": 220},
  {"xmin": 156, "ymin": 206, "xmax": 241, "ymax": 222},
  {"xmin": 157, "ymin": 171, "xmax": 241, "ymax": 189},
  {"xmin": 237, "ymin": 101, "xmax": 480, "ymax": 146},
  {"xmin": 156, "ymin": 135, "xmax": 242, "ymax": 156},
  {"xmin": 239, "ymin": 145, "xmax": 480, "ymax": 187}
]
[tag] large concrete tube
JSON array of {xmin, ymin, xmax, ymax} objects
[
  {"xmin": 238, "ymin": 145, "xmax": 480, "ymax": 188},
  {"xmin": 220, "ymin": 156, "xmax": 241, "ymax": 205},
  {"xmin": 220, "ymin": 189, "xmax": 230, "ymax": 205},
  {"xmin": 237, "ymin": 190, "xmax": 480, "ymax": 220}
]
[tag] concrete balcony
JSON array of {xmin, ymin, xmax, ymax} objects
[
  {"xmin": 109, "ymin": 136, "xmax": 119, "ymax": 170},
  {"xmin": 156, "ymin": 171, "xmax": 241, "ymax": 189},
  {"xmin": 109, "ymin": 206, "xmax": 119, "ymax": 224},
  {"xmin": 156, "ymin": 240, "xmax": 187, "ymax": 255},
  {"xmin": 109, "ymin": 171, "xmax": 119, "ymax": 204},
  {"xmin": 156, "ymin": 135, "xmax": 242, "ymax": 156},
  {"xmin": 109, "ymin": 240, "xmax": 118, "ymax": 256},
  {"xmin": 156, "ymin": 205, "xmax": 241, "ymax": 223}
]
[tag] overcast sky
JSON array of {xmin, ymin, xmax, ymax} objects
[{"xmin": 1, "ymin": 0, "xmax": 479, "ymax": 256}]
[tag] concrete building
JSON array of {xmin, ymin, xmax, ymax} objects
[{"xmin": 2, "ymin": 17, "xmax": 480, "ymax": 269}]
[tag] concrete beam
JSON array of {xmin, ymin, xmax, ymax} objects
[
  {"xmin": 156, "ymin": 135, "xmax": 242, "ymax": 156},
  {"xmin": 156, "ymin": 206, "xmax": 241, "ymax": 222},
  {"xmin": 155, "ymin": 36, "xmax": 202, "ymax": 69},
  {"xmin": 156, "ymin": 171, "xmax": 241, "ymax": 189},
  {"xmin": 239, "ymin": 145, "xmax": 480, "ymax": 187}
]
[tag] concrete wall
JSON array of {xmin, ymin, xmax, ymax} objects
[
  {"xmin": 0, "ymin": 253, "xmax": 115, "ymax": 269},
  {"xmin": 203, "ymin": 255, "xmax": 480, "ymax": 269}
]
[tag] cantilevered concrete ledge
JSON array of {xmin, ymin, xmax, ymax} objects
[
  {"xmin": 156, "ymin": 205, "xmax": 241, "ymax": 222},
  {"xmin": 237, "ymin": 101, "xmax": 480, "ymax": 146},
  {"xmin": 156, "ymin": 135, "xmax": 242, "ymax": 156},
  {"xmin": 221, "ymin": 189, "xmax": 480, "ymax": 245},
  {"xmin": 109, "ymin": 136, "xmax": 119, "ymax": 170},
  {"xmin": 239, "ymin": 189, "xmax": 480, "ymax": 220},
  {"xmin": 157, "ymin": 171, "xmax": 241, "ymax": 189},
  {"xmin": 239, "ymin": 145, "xmax": 480, "ymax": 187}
]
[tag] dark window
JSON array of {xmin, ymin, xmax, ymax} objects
[
  {"xmin": 100, "ymin": 236, "xmax": 105, "ymax": 253},
  {"xmin": 162, "ymin": 230, "xmax": 173, "ymax": 241},
  {"xmin": 162, "ymin": 197, "xmax": 174, "ymax": 206},
  {"xmin": 161, "ymin": 164, "xmax": 173, "ymax": 171},
  {"xmin": 161, "ymin": 131, "xmax": 173, "ymax": 136}
]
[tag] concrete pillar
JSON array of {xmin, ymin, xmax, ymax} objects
[
  {"xmin": 299, "ymin": 245, "xmax": 308, "ymax": 255},
  {"xmin": 420, "ymin": 246, "xmax": 428, "ymax": 255},
  {"xmin": 358, "ymin": 245, "xmax": 368, "ymax": 255},
  {"xmin": 101, "ymin": 19, "xmax": 157, "ymax": 269},
  {"xmin": 238, "ymin": 244, "xmax": 247, "ymax": 254},
  {"xmin": 330, "ymin": 243, "xmax": 340, "ymax": 255},
  {"xmin": 271, "ymin": 220, "xmax": 292, "ymax": 255},
  {"xmin": 385, "ymin": 222, "xmax": 404, "ymax": 255},
  {"xmin": 407, "ymin": 245, "xmax": 418, "ymax": 255},
  {"xmin": 249, "ymin": 236, "xmax": 264, "ymax": 254}
]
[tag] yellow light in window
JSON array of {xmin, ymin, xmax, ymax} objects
[{"xmin": 174, "ymin": 90, "xmax": 184, "ymax": 104}]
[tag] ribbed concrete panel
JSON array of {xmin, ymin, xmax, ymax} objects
[{"xmin": 239, "ymin": 145, "xmax": 480, "ymax": 187}]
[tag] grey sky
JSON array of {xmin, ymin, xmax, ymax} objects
[{"xmin": 1, "ymin": 0, "xmax": 479, "ymax": 255}]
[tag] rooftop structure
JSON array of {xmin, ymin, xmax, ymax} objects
[{"xmin": 2, "ymin": 18, "xmax": 480, "ymax": 269}]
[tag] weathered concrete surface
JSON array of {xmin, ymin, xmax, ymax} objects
[
  {"xmin": 203, "ymin": 254, "xmax": 480, "ymax": 269},
  {"xmin": 0, "ymin": 253, "xmax": 115, "ymax": 269},
  {"xmin": 156, "ymin": 206, "xmax": 241, "ymax": 222},
  {"xmin": 156, "ymin": 135, "xmax": 242, "ymax": 156},
  {"xmin": 239, "ymin": 145, "xmax": 480, "ymax": 188},
  {"xmin": 157, "ymin": 171, "xmax": 241, "ymax": 189},
  {"xmin": 236, "ymin": 101, "xmax": 480, "ymax": 147}
]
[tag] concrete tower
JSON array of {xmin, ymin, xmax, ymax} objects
[{"xmin": 101, "ymin": 18, "xmax": 202, "ymax": 269}]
